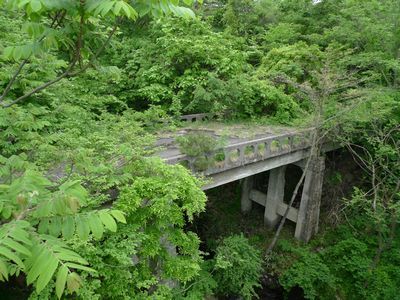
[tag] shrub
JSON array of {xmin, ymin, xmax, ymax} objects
[
  {"xmin": 212, "ymin": 234, "xmax": 263, "ymax": 299},
  {"xmin": 176, "ymin": 133, "xmax": 225, "ymax": 171},
  {"xmin": 278, "ymin": 243, "xmax": 337, "ymax": 300}
]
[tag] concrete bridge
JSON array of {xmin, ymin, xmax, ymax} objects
[{"xmin": 157, "ymin": 114, "xmax": 337, "ymax": 242}]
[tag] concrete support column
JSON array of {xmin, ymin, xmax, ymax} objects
[
  {"xmin": 157, "ymin": 232, "xmax": 178, "ymax": 289},
  {"xmin": 241, "ymin": 176, "xmax": 254, "ymax": 213},
  {"xmin": 295, "ymin": 156, "xmax": 325, "ymax": 242},
  {"xmin": 265, "ymin": 166, "xmax": 287, "ymax": 228}
]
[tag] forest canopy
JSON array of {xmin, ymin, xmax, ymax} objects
[{"xmin": 0, "ymin": 0, "xmax": 399, "ymax": 299}]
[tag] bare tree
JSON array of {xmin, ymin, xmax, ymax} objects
[{"xmin": 266, "ymin": 56, "xmax": 368, "ymax": 254}]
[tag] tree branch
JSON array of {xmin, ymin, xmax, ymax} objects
[
  {"xmin": 1, "ymin": 21, "xmax": 118, "ymax": 109},
  {"xmin": 1, "ymin": 61, "xmax": 76, "ymax": 108},
  {"xmin": 0, "ymin": 60, "xmax": 29, "ymax": 102},
  {"xmin": 68, "ymin": 23, "xmax": 118, "ymax": 77},
  {"xmin": 0, "ymin": 10, "xmax": 66, "ymax": 105}
]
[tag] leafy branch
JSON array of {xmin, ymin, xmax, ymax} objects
[
  {"xmin": 0, "ymin": 158, "xmax": 126, "ymax": 297},
  {"xmin": 0, "ymin": 0, "xmax": 198, "ymax": 108}
]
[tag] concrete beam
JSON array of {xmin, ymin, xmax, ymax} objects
[
  {"xmin": 250, "ymin": 189, "xmax": 299, "ymax": 223},
  {"xmin": 203, "ymin": 148, "xmax": 311, "ymax": 190},
  {"xmin": 293, "ymin": 159, "xmax": 306, "ymax": 170},
  {"xmin": 249, "ymin": 189, "xmax": 267, "ymax": 206},
  {"xmin": 277, "ymin": 203, "xmax": 299, "ymax": 223},
  {"xmin": 249, "ymin": 190, "xmax": 299, "ymax": 223}
]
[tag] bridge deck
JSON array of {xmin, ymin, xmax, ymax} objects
[
  {"xmin": 157, "ymin": 121, "xmax": 301, "ymax": 160},
  {"xmin": 156, "ymin": 119, "xmax": 316, "ymax": 189}
]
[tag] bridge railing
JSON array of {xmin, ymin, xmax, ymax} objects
[
  {"xmin": 165, "ymin": 129, "xmax": 314, "ymax": 175},
  {"xmin": 180, "ymin": 113, "xmax": 216, "ymax": 122}
]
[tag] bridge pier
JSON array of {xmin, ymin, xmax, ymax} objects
[
  {"xmin": 295, "ymin": 156, "xmax": 325, "ymax": 242},
  {"xmin": 242, "ymin": 157, "xmax": 325, "ymax": 243},
  {"xmin": 264, "ymin": 165, "xmax": 286, "ymax": 227},
  {"xmin": 241, "ymin": 177, "xmax": 254, "ymax": 213}
]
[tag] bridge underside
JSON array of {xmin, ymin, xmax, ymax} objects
[
  {"xmin": 203, "ymin": 147, "xmax": 314, "ymax": 190},
  {"xmin": 203, "ymin": 147, "xmax": 330, "ymax": 243}
]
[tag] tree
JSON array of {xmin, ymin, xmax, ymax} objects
[
  {"xmin": 0, "ymin": 0, "xmax": 199, "ymax": 108},
  {"xmin": 266, "ymin": 46, "xmax": 372, "ymax": 252},
  {"xmin": 0, "ymin": 1, "xmax": 204, "ymax": 298}
]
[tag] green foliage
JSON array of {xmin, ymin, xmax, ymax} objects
[
  {"xmin": 273, "ymin": 121, "xmax": 399, "ymax": 299},
  {"xmin": 262, "ymin": 23, "xmax": 303, "ymax": 51},
  {"xmin": 1, "ymin": 0, "xmax": 400, "ymax": 298},
  {"xmin": 109, "ymin": 15, "xmax": 303, "ymax": 121},
  {"xmin": 177, "ymin": 133, "xmax": 220, "ymax": 158},
  {"xmin": 212, "ymin": 234, "xmax": 263, "ymax": 299},
  {"xmin": 278, "ymin": 241, "xmax": 336, "ymax": 300},
  {"xmin": 258, "ymin": 42, "xmax": 323, "ymax": 83},
  {"xmin": 54, "ymin": 159, "xmax": 207, "ymax": 299},
  {"xmin": 322, "ymin": 238, "xmax": 371, "ymax": 297},
  {"xmin": 0, "ymin": 2, "xmax": 208, "ymax": 297},
  {"xmin": 112, "ymin": 17, "xmax": 249, "ymax": 114},
  {"xmin": 0, "ymin": 0, "xmax": 199, "ymax": 109},
  {"xmin": 230, "ymin": 74, "xmax": 302, "ymax": 122},
  {"xmin": 176, "ymin": 261, "xmax": 217, "ymax": 299},
  {"xmin": 223, "ymin": 0, "xmax": 280, "ymax": 36},
  {"xmin": 177, "ymin": 132, "xmax": 226, "ymax": 171},
  {"xmin": 276, "ymin": 231, "xmax": 400, "ymax": 300},
  {"xmin": 0, "ymin": 155, "xmax": 126, "ymax": 297},
  {"xmin": 0, "ymin": 103, "xmax": 207, "ymax": 298}
]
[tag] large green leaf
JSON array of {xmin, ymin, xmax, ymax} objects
[
  {"xmin": 0, "ymin": 258, "xmax": 8, "ymax": 281},
  {"xmin": 2, "ymin": 238, "xmax": 31, "ymax": 257},
  {"xmin": 25, "ymin": 236, "xmax": 94, "ymax": 296},
  {"xmin": 64, "ymin": 262, "xmax": 96, "ymax": 273},
  {"xmin": 75, "ymin": 215, "xmax": 90, "ymax": 240},
  {"xmin": 26, "ymin": 245, "xmax": 48, "ymax": 284},
  {"xmin": 55, "ymin": 265, "xmax": 68, "ymax": 299},
  {"xmin": 0, "ymin": 246, "xmax": 24, "ymax": 269},
  {"xmin": 110, "ymin": 210, "xmax": 126, "ymax": 224},
  {"xmin": 99, "ymin": 210, "xmax": 117, "ymax": 232},
  {"xmin": 87, "ymin": 213, "xmax": 104, "ymax": 240},
  {"xmin": 36, "ymin": 255, "xmax": 58, "ymax": 293},
  {"xmin": 61, "ymin": 215, "xmax": 75, "ymax": 239}
]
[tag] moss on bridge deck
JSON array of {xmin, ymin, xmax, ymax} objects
[
  {"xmin": 183, "ymin": 121, "xmax": 298, "ymax": 138},
  {"xmin": 156, "ymin": 120, "xmax": 305, "ymax": 160}
]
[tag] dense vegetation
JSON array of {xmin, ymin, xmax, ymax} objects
[{"xmin": 0, "ymin": 0, "xmax": 399, "ymax": 299}]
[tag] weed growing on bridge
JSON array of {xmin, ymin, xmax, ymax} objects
[{"xmin": 176, "ymin": 132, "xmax": 226, "ymax": 171}]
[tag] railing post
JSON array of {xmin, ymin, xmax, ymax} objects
[
  {"xmin": 223, "ymin": 149, "xmax": 230, "ymax": 168},
  {"xmin": 288, "ymin": 136, "xmax": 294, "ymax": 151},
  {"xmin": 265, "ymin": 141, "xmax": 271, "ymax": 157},
  {"xmin": 265, "ymin": 165, "xmax": 287, "ymax": 228},
  {"xmin": 237, "ymin": 146, "xmax": 244, "ymax": 165}
]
